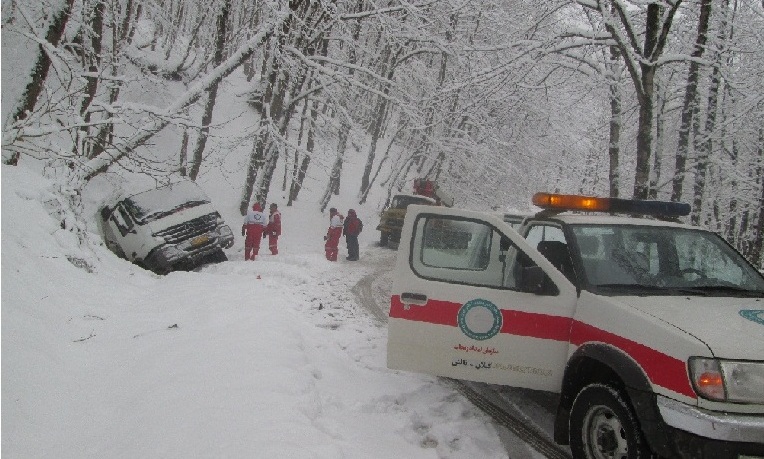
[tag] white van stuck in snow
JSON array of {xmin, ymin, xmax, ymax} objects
[
  {"xmin": 100, "ymin": 180, "xmax": 234, "ymax": 274},
  {"xmin": 387, "ymin": 193, "xmax": 764, "ymax": 459}
]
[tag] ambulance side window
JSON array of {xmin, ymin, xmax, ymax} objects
[
  {"xmin": 525, "ymin": 224, "xmax": 576, "ymax": 283},
  {"xmin": 525, "ymin": 224, "xmax": 566, "ymax": 247},
  {"xmin": 412, "ymin": 215, "xmax": 546, "ymax": 291},
  {"xmin": 110, "ymin": 204, "xmax": 134, "ymax": 237}
]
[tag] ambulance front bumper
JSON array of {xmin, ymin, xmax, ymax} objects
[{"xmin": 658, "ymin": 395, "xmax": 764, "ymax": 457}]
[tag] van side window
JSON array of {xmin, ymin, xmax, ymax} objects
[
  {"xmin": 412, "ymin": 215, "xmax": 546, "ymax": 291},
  {"xmin": 110, "ymin": 205, "xmax": 134, "ymax": 237}
]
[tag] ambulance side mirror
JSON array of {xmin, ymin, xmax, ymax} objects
[
  {"xmin": 521, "ymin": 266, "xmax": 558, "ymax": 296},
  {"xmin": 500, "ymin": 236, "xmax": 511, "ymax": 252},
  {"xmin": 100, "ymin": 207, "xmax": 112, "ymax": 221}
]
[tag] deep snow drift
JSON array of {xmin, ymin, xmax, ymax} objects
[{"xmin": 2, "ymin": 163, "xmax": 551, "ymax": 458}]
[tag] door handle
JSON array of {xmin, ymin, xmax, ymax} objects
[{"xmin": 401, "ymin": 292, "xmax": 428, "ymax": 308}]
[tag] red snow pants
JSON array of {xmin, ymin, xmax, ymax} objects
[
  {"xmin": 268, "ymin": 234, "xmax": 279, "ymax": 255},
  {"xmin": 325, "ymin": 227, "xmax": 342, "ymax": 261},
  {"xmin": 244, "ymin": 224, "xmax": 265, "ymax": 260}
]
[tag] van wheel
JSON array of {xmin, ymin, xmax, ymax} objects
[
  {"xmin": 210, "ymin": 250, "xmax": 228, "ymax": 263},
  {"xmin": 380, "ymin": 232, "xmax": 389, "ymax": 247},
  {"xmin": 570, "ymin": 383, "xmax": 653, "ymax": 459}
]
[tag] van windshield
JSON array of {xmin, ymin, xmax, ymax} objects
[
  {"xmin": 391, "ymin": 195, "xmax": 434, "ymax": 209},
  {"xmin": 123, "ymin": 181, "xmax": 211, "ymax": 224},
  {"xmin": 570, "ymin": 225, "xmax": 764, "ymax": 297}
]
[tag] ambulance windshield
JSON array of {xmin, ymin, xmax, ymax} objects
[
  {"xmin": 570, "ymin": 225, "xmax": 764, "ymax": 296},
  {"xmin": 123, "ymin": 181, "xmax": 211, "ymax": 224}
]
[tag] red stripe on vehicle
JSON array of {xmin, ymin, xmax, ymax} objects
[
  {"xmin": 389, "ymin": 295, "xmax": 697, "ymax": 399},
  {"xmin": 389, "ymin": 295, "xmax": 460, "ymax": 326},
  {"xmin": 570, "ymin": 321, "xmax": 696, "ymax": 398},
  {"xmin": 500, "ymin": 310, "xmax": 572, "ymax": 341},
  {"xmin": 389, "ymin": 295, "xmax": 571, "ymax": 339}
]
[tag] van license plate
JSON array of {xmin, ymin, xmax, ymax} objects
[{"xmin": 191, "ymin": 235, "xmax": 209, "ymax": 247}]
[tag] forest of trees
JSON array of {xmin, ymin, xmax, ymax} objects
[{"xmin": 2, "ymin": 0, "xmax": 763, "ymax": 267}]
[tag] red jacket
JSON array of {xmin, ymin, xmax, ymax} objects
[
  {"xmin": 343, "ymin": 210, "xmax": 363, "ymax": 237},
  {"xmin": 267, "ymin": 210, "xmax": 281, "ymax": 236}
]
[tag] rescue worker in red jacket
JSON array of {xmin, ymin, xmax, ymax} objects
[
  {"xmin": 242, "ymin": 203, "xmax": 267, "ymax": 260},
  {"xmin": 265, "ymin": 203, "xmax": 282, "ymax": 255},
  {"xmin": 324, "ymin": 207, "xmax": 343, "ymax": 261},
  {"xmin": 343, "ymin": 209, "xmax": 363, "ymax": 261}
]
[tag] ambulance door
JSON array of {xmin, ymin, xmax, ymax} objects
[
  {"xmin": 387, "ymin": 210, "xmax": 578, "ymax": 392},
  {"xmin": 106, "ymin": 203, "xmax": 144, "ymax": 260}
]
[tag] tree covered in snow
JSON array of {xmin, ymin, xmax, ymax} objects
[{"xmin": 2, "ymin": 0, "xmax": 763, "ymax": 267}]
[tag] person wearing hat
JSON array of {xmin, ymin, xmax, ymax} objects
[
  {"xmin": 343, "ymin": 209, "xmax": 363, "ymax": 261},
  {"xmin": 324, "ymin": 208, "xmax": 343, "ymax": 261},
  {"xmin": 242, "ymin": 203, "xmax": 267, "ymax": 260},
  {"xmin": 265, "ymin": 203, "xmax": 282, "ymax": 255}
]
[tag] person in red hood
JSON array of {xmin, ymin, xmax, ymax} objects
[
  {"xmin": 343, "ymin": 209, "xmax": 363, "ymax": 261},
  {"xmin": 265, "ymin": 203, "xmax": 282, "ymax": 255},
  {"xmin": 324, "ymin": 207, "xmax": 343, "ymax": 261},
  {"xmin": 242, "ymin": 203, "xmax": 267, "ymax": 260}
]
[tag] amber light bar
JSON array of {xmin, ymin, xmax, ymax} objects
[{"xmin": 532, "ymin": 192, "xmax": 691, "ymax": 217}]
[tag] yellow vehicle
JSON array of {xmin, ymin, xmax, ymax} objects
[
  {"xmin": 377, "ymin": 193, "xmax": 437, "ymax": 247},
  {"xmin": 378, "ymin": 179, "xmax": 454, "ymax": 247}
]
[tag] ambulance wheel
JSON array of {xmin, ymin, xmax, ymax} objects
[{"xmin": 570, "ymin": 383, "xmax": 653, "ymax": 459}]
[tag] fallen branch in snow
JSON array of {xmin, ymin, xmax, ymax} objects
[
  {"xmin": 133, "ymin": 323, "xmax": 180, "ymax": 339},
  {"xmin": 73, "ymin": 331, "xmax": 95, "ymax": 342}
]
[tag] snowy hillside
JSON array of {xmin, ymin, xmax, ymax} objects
[{"xmin": 2, "ymin": 160, "xmax": 555, "ymax": 458}]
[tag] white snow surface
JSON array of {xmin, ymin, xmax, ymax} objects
[
  {"xmin": 2, "ymin": 19, "xmax": 546, "ymax": 454},
  {"xmin": 1, "ymin": 161, "xmax": 552, "ymax": 458}
]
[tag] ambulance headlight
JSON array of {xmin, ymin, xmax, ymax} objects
[
  {"xmin": 689, "ymin": 357, "xmax": 764, "ymax": 403},
  {"xmin": 218, "ymin": 225, "xmax": 233, "ymax": 238},
  {"xmin": 218, "ymin": 225, "xmax": 234, "ymax": 248}
]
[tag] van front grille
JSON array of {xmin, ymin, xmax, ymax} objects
[{"xmin": 154, "ymin": 213, "xmax": 218, "ymax": 244}]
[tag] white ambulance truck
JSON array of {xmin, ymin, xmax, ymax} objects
[
  {"xmin": 387, "ymin": 193, "xmax": 764, "ymax": 459},
  {"xmin": 100, "ymin": 180, "xmax": 234, "ymax": 274}
]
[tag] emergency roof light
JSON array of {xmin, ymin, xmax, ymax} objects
[{"xmin": 532, "ymin": 192, "xmax": 691, "ymax": 218}]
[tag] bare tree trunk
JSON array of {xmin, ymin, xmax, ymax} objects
[
  {"xmin": 189, "ymin": 0, "xmax": 230, "ymax": 180},
  {"xmin": 239, "ymin": 1, "xmax": 311, "ymax": 211},
  {"xmin": 359, "ymin": 123, "xmax": 408, "ymax": 205},
  {"xmin": 288, "ymin": 97, "xmax": 319, "ymax": 205},
  {"xmin": 649, "ymin": 85, "xmax": 666, "ymax": 200},
  {"xmin": 749, "ymin": 129, "xmax": 764, "ymax": 268},
  {"xmin": 691, "ymin": 58, "xmax": 722, "ymax": 225},
  {"xmin": 119, "ymin": 0, "xmax": 135, "ymax": 44},
  {"xmin": 179, "ymin": 126, "xmax": 190, "ymax": 176},
  {"xmin": 78, "ymin": 0, "xmax": 106, "ymax": 159},
  {"xmin": 288, "ymin": 156, "xmax": 311, "ymax": 206},
  {"xmin": 254, "ymin": 142, "xmax": 280, "ymax": 205},
  {"xmin": 632, "ymin": 4, "xmax": 662, "ymax": 200},
  {"xmin": 320, "ymin": 126, "xmax": 349, "ymax": 212},
  {"xmin": 90, "ymin": 4, "xmax": 130, "ymax": 160},
  {"xmin": 607, "ymin": 44, "xmax": 622, "ymax": 198},
  {"xmin": 359, "ymin": 87, "xmax": 391, "ymax": 196},
  {"xmin": 672, "ymin": 0, "xmax": 712, "ymax": 202},
  {"xmin": 726, "ymin": 139, "xmax": 738, "ymax": 239},
  {"xmin": 691, "ymin": 0, "xmax": 728, "ymax": 225},
  {"xmin": 354, "ymin": 0, "xmax": 388, "ymax": 197},
  {"xmin": 599, "ymin": 1, "xmax": 681, "ymax": 199},
  {"xmin": 4, "ymin": 0, "xmax": 76, "ymax": 165},
  {"xmin": 240, "ymin": 130, "xmax": 268, "ymax": 214},
  {"xmin": 633, "ymin": 85, "xmax": 654, "ymax": 200}
]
